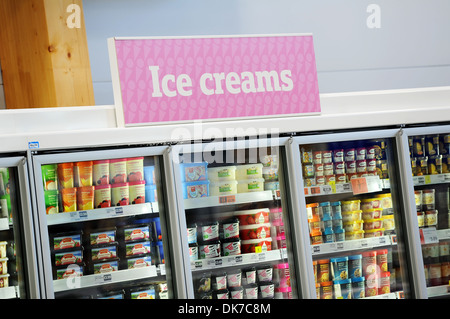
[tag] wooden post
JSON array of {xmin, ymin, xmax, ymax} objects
[{"xmin": 0, "ymin": 0, "xmax": 95, "ymax": 108}]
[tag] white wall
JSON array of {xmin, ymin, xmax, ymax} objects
[{"xmin": 83, "ymin": 0, "xmax": 450, "ymax": 106}]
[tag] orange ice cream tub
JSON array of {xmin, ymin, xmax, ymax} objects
[
  {"xmin": 57, "ymin": 162, "xmax": 74, "ymax": 189},
  {"xmin": 77, "ymin": 186, "xmax": 95, "ymax": 210},
  {"xmin": 74, "ymin": 161, "xmax": 93, "ymax": 187},
  {"xmin": 61, "ymin": 187, "xmax": 77, "ymax": 212}
]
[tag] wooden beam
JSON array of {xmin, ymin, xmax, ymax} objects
[{"xmin": 0, "ymin": 0, "xmax": 95, "ymax": 108}]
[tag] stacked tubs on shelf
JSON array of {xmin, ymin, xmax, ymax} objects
[
  {"xmin": 188, "ymin": 207, "xmax": 286, "ymax": 261},
  {"xmin": 307, "ymin": 194, "xmax": 395, "ymax": 245},
  {"xmin": 314, "ymin": 248, "xmax": 392, "ymax": 299},
  {"xmin": 42, "ymin": 157, "xmax": 151, "ymax": 214},
  {"xmin": 180, "ymin": 158, "xmax": 279, "ymax": 199}
]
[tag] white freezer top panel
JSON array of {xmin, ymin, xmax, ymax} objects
[{"xmin": 1, "ymin": 86, "xmax": 450, "ymax": 152}]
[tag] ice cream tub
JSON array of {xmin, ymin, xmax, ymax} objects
[
  {"xmin": 129, "ymin": 180, "xmax": 146, "ymax": 204},
  {"xmin": 94, "ymin": 184, "xmax": 111, "ymax": 208},
  {"xmin": 262, "ymin": 167, "xmax": 278, "ymax": 181},
  {"xmin": 125, "ymin": 240, "xmax": 151, "ymax": 256},
  {"xmin": 200, "ymin": 221, "xmax": 219, "ymax": 242},
  {"xmin": 91, "ymin": 244, "xmax": 118, "ymax": 261},
  {"xmin": 54, "ymin": 249, "xmax": 83, "ymax": 266},
  {"xmin": 180, "ymin": 162, "xmax": 208, "ymax": 182},
  {"xmin": 124, "ymin": 225, "xmax": 150, "ymax": 242},
  {"xmin": 57, "ymin": 162, "xmax": 74, "ymax": 189},
  {"xmin": 333, "ymin": 279, "xmax": 352, "ymax": 299},
  {"xmin": 342, "ymin": 210, "xmax": 362, "ymax": 223},
  {"xmin": 361, "ymin": 198, "xmax": 381, "ymax": 211},
  {"xmin": 241, "ymin": 237, "xmax": 272, "ymax": 254},
  {"xmin": 364, "ymin": 228, "xmax": 385, "ymax": 238},
  {"xmin": 362, "ymin": 208, "xmax": 383, "ymax": 220},
  {"xmin": 53, "ymin": 233, "xmax": 82, "ymax": 250},
  {"xmin": 237, "ymin": 178, "xmax": 265, "ymax": 193},
  {"xmin": 382, "ymin": 215, "xmax": 395, "ymax": 231},
  {"xmin": 210, "ymin": 180, "xmax": 237, "ymax": 196},
  {"xmin": 182, "ymin": 181, "xmax": 209, "ymax": 199},
  {"xmin": 222, "ymin": 238, "xmax": 241, "ymax": 256},
  {"xmin": 144, "ymin": 166, "xmax": 155, "ymax": 185},
  {"xmin": 127, "ymin": 157, "xmax": 144, "ymax": 182},
  {"xmin": 236, "ymin": 163, "xmax": 263, "ymax": 180},
  {"xmin": 93, "ymin": 160, "xmax": 110, "ymax": 185},
  {"xmin": 331, "ymin": 256, "xmax": 348, "ymax": 280},
  {"xmin": 111, "ymin": 182, "xmax": 129, "ymax": 206},
  {"xmin": 56, "ymin": 264, "xmax": 84, "ymax": 280},
  {"xmin": 42, "ymin": 164, "xmax": 58, "ymax": 190},
  {"xmin": 363, "ymin": 218, "xmax": 383, "ymax": 231},
  {"xmin": 60, "ymin": 187, "xmax": 77, "ymax": 212},
  {"xmin": 145, "ymin": 184, "xmax": 157, "ymax": 202},
  {"xmin": 208, "ymin": 166, "xmax": 236, "ymax": 181},
  {"xmin": 259, "ymin": 282, "xmax": 275, "ymax": 299},
  {"xmin": 341, "ymin": 200, "xmax": 361, "ymax": 212},
  {"xmin": 199, "ymin": 241, "xmax": 221, "ymax": 259},
  {"xmin": 240, "ymin": 223, "xmax": 270, "ymax": 240},
  {"xmin": 348, "ymin": 254, "xmax": 362, "ymax": 279},
  {"xmin": 234, "ymin": 208, "xmax": 270, "ymax": 225},
  {"xmin": 44, "ymin": 190, "xmax": 59, "ymax": 214},
  {"xmin": 77, "ymin": 186, "xmax": 94, "ymax": 210},
  {"xmin": 351, "ymin": 277, "xmax": 365, "ymax": 299},
  {"xmin": 74, "ymin": 161, "xmax": 93, "ymax": 187},
  {"xmin": 89, "ymin": 229, "xmax": 116, "ymax": 245},
  {"xmin": 264, "ymin": 181, "xmax": 279, "ymax": 191},
  {"xmin": 109, "ymin": 158, "xmax": 127, "ymax": 184},
  {"xmin": 93, "ymin": 259, "xmax": 119, "ymax": 274}
]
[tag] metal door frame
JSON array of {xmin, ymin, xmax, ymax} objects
[
  {"xmin": 30, "ymin": 145, "xmax": 188, "ymax": 298},
  {"xmin": 0, "ymin": 155, "xmax": 40, "ymax": 298},
  {"xmin": 289, "ymin": 128, "xmax": 425, "ymax": 299}
]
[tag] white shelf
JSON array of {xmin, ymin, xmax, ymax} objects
[
  {"xmin": 0, "ymin": 286, "xmax": 17, "ymax": 299},
  {"xmin": 46, "ymin": 202, "xmax": 156, "ymax": 226},
  {"xmin": 191, "ymin": 248, "xmax": 286, "ymax": 272},
  {"xmin": 53, "ymin": 265, "xmax": 160, "ymax": 293},
  {"xmin": 0, "ymin": 218, "xmax": 9, "ymax": 231},
  {"xmin": 184, "ymin": 191, "xmax": 275, "ymax": 210},
  {"xmin": 413, "ymin": 173, "xmax": 450, "ymax": 186},
  {"xmin": 437, "ymin": 228, "xmax": 450, "ymax": 241},
  {"xmin": 311, "ymin": 235, "xmax": 394, "ymax": 256},
  {"xmin": 427, "ymin": 285, "xmax": 450, "ymax": 298},
  {"xmin": 363, "ymin": 292, "xmax": 399, "ymax": 299}
]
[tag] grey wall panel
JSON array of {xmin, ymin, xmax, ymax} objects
[{"xmin": 82, "ymin": 0, "xmax": 450, "ymax": 104}]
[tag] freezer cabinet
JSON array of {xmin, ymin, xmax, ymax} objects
[
  {"xmin": 398, "ymin": 125, "xmax": 450, "ymax": 298},
  {"xmin": 171, "ymin": 138, "xmax": 303, "ymax": 299},
  {"xmin": 287, "ymin": 129, "xmax": 423, "ymax": 299},
  {"xmin": 0, "ymin": 155, "xmax": 40, "ymax": 298},
  {"xmin": 31, "ymin": 146, "xmax": 186, "ymax": 299}
]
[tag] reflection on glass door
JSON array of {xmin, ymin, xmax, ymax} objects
[
  {"xmin": 177, "ymin": 143, "xmax": 297, "ymax": 299},
  {"xmin": 407, "ymin": 132, "xmax": 450, "ymax": 298},
  {"xmin": 34, "ymin": 150, "xmax": 173, "ymax": 299},
  {"xmin": 297, "ymin": 136, "xmax": 409, "ymax": 299}
]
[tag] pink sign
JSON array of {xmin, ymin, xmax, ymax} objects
[{"xmin": 110, "ymin": 34, "xmax": 320, "ymax": 126}]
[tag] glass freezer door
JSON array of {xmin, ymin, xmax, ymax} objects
[
  {"xmin": 0, "ymin": 156, "xmax": 39, "ymax": 299},
  {"xmin": 32, "ymin": 146, "xmax": 177, "ymax": 299},
  {"xmin": 173, "ymin": 139, "xmax": 298, "ymax": 299},
  {"xmin": 292, "ymin": 130, "xmax": 416, "ymax": 299},
  {"xmin": 401, "ymin": 126, "xmax": 450, "ymax": 298}
]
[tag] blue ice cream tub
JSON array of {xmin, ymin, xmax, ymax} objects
[
  {"xmin": 348, "ymin": 254, "xmax": 363, "ymax": 279},
  {"xmin": 330, "ymin": 256, "xmax": 348, "ymax": 281}
]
